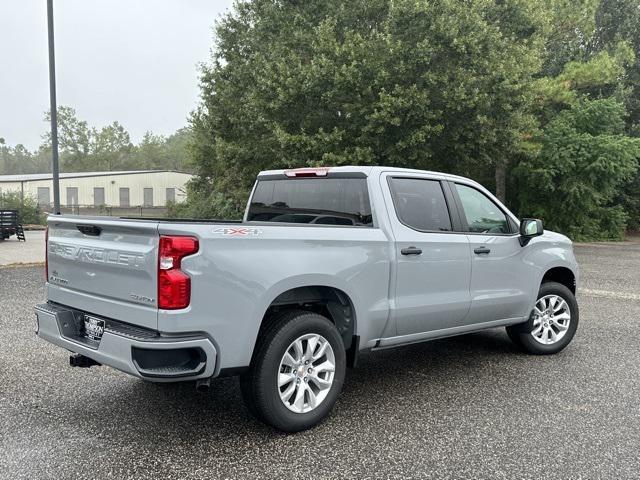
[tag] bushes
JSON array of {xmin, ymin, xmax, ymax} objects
[{"xmin": 0, "ymin": 192, "xmax": 45, "ymax": 225}]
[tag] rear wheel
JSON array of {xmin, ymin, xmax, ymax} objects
[
  {"xmin": 240, "ymin": 310, "xmax": 346, "ymax": 432},
  {"xmin": 506, "ymin": 281, "xmax": 579, "ymax": 355}
]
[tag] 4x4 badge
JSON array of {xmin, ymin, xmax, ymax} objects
[{"xmin": 213, "ymin": 227, "xmax": 262, "ymax": 236}]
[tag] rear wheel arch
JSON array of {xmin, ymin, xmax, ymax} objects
[{"xmin": 255, "ymin": 285, "xmax": 358, "ymax": 365}]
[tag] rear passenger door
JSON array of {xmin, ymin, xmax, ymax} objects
[
  {"xmin": 449, "ymin": 181, "xmax": 532, "ymax": 324},
  {"xmin": 382, "ymin": 173, "xmax": 472, "ymax": 336}
]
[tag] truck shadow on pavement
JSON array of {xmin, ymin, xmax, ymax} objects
[{"xmin": 66, "ymin": 328, "xmax": 524, "ymax": 441}]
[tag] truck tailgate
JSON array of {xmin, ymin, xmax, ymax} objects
[{"xmin": 46, "ymin": 216, "xmax": 159, "ymax": 330}]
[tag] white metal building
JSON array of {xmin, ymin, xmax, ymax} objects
[{"xmin": 0, "ymin": 170, "xmax": 192, "ymax": 208}]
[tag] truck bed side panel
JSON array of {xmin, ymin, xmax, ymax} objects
[{"xmin": 157, "ymin": 223, "xmax": 392, "ymax": 371}]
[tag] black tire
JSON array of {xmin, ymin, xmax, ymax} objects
[
  {"xmin": 240, "ymin": 310, "xmax": 346, "ymax": 432},
  {"xmin": 506, "ymin": 281, "xmax": 579, "ymax": 355}
]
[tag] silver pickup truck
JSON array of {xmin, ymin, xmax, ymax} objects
[{"xmin": 35, "ymin": 166, "xmax": 579, "ymax": 432}]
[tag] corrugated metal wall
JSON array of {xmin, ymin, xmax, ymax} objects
[{"xmin": 0, "ymin": 172, "xmax": 192, "ymax": 207}]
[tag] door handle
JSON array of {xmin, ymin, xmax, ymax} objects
[
  {"xmin": 401, "ymin": 246, "xmax": 422, "ymax": 256},
  {"xmin": 474, "ymin": 246, "xmax": 491, "ymax": 255}
]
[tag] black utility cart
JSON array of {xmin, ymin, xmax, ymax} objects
[{"xmin": 0, "ymin": 210, "xmax": 25, "ymax": 241}]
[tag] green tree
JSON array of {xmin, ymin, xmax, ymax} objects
[
  {"xmin": 538, "ymin": 0, "xmax": 599, "ymax": 76},
  {"xmin": 43, "ymin": 106, "xmax": 92, "ymax": 171},
  {"xmin": 164, "ymin": 128, "xmax": 193, "ymax": 172},
  {"xmin": 0, "ymin": 141, "xmax": 49, "ymax": 175},
  {"xmin": 131, "ymin": 128, "xmax": 193, "ymax": 172},
  {"xmin": 91, "ymin": 122, "xmax": 134, "ymax": 171},
  {"xmin": 588, "ymin": 0, "xmax": 640, "ymax": 229},
  {"xmin": 133, "ymin": 131, "xmax": 169, "ymax": 170},
  {"xmin": 591, "ymin": 0, "xmax": 640, "ymax": 132},
  {"xmin": 38, "ymin": 107, "xmax": 191, "ymax": 173},
  {"xmin": 516, "ymin": 99, "xmax": 640, "ymax": 239},
  {"xmin": 182, "ymin": 0, "xmax": 549, "ymax": 218}
]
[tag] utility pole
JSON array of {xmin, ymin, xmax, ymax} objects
[{"xmin": 47, "ymin": 0, "xmax": 61, "ymax": 214}]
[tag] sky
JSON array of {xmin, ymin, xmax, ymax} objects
[{"xmin": 0, "ymin": 0, "xmax": 235, "ymax": 150}]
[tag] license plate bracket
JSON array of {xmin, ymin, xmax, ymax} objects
[{"xmin": 83, "ymin": 315, "xmax": 105, "ymax": 341}]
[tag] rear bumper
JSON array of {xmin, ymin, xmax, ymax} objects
[{"xmin": 35, "ymin": 302, "xmax": 217, "ymax": 382}]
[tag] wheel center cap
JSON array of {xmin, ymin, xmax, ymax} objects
[{"xmin": 297, "ymin": 365, "xmax": 306, "ymax": 377}]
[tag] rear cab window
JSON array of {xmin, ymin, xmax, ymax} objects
[{"xmin": 247, "ymin": 177, "xmax": 373, "ymax": 226}]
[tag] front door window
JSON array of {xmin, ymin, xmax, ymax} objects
[{"xmin": 455, "ymin": 184, "xmax": 509, "ymax": 234}]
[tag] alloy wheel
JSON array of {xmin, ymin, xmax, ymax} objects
[
  {"xmin": 531, "ymin": 294, "xmax": 571, "ymax": 345},
  {"xmin": 277, "ymin": 333, "xmax": 336, "ymax": 414}
]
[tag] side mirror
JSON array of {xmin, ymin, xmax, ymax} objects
[{"xmin": 519, "ymin": 218, "xmax": 543, "ymax": 246}]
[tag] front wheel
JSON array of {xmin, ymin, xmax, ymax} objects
[
  {"xmin": 240, "ymin": 310, "xmax": 346, "ymax": 432},
  {"xmin": 506, "ymin": 281, "xmax": 579, "ymax": 355}
]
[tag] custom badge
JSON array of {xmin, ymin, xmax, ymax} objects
[{"xmin": 213, "ymin": 227, "xmax": 262, "ymax": 236}]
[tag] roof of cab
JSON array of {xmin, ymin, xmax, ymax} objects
[{"xmin": 257, "ymin": 165, "xmax": 474, "ymax": 184}]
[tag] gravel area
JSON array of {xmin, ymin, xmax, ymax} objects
[{"xmin": 0, "ymin": 242, "xmax": 639, "ymax": 479}]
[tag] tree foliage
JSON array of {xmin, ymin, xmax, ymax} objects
[
  {"xmin": 177, "ymin": 0, "xmax": 640, "ymax": 239},
  {"xmin": 516, "ymin": 99, "xmax": 640, "ymax": 240},
  {"xmin": 1, "ymin": 107, "xmax": 193, "ymax": 175},
  {"xmin": 182, "ymin": 0, "xmax": 548, "ymax": 218},
  {"xmin": 0, "ymin": 138, "xmax": 50, "ymax": 175}
]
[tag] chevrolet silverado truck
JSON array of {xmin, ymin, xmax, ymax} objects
[{"xmin": 35, "ymin": 166, "xmax": 579, "ymax": 432}]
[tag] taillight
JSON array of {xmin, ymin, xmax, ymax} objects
[
  {"xmin": 158, "ymin": 235, "xmax": 199, "ymax": 310},
  {"xmin": 45, "ymin": 226, "xmax": 49, "ymax": 281}
]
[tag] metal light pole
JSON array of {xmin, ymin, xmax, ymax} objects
[{"xmin": 47, "ymin": 0, "xmax": 61, "ymax": 214}]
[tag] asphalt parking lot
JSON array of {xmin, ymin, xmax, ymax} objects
[
  {"xmin": 1, "ymin": 241, "xmax": 639, "ymax": 479},
  {"xmin": 0, "ymin": 230, "xmax": 45, "ymax": 266}
]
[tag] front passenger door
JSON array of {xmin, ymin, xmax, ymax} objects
[{"xmin": 451, "ymin": 182, "xmax": 533, "ymax": 325}]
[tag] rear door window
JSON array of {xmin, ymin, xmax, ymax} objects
[
  {"xmin": 247, "ymin": 178, "xmax": 373, "ymax": 226},
  {"xmin": 388, "ymin": 177, "xmax": 452, "ymax": 232}
]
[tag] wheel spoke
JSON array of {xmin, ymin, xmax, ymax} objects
[
  {"xmin": 314, "ymin": 360, "xmax": 335, "ymax": 374},
  {"xmin": 554, "ymin": 321, "xmax": 569, "ymax": 331},
  {"xmin": 305, "ymin": 335, "xmax": 318, "ymax": 359},
  {"xmin": 292, "ymin": 339, "xmax": 304, "ymax": 361},
  {"xmin": 312, "ymin": 340, "xmax": 329, "ymax": 361},
  {"xmin": 306, "ymin": 387, "xmax": 318, "ymax": 409},
  {"xmin": 280, "ymin": 382, "xmax": 295, "ymax": 402},
  {"xmin": 555, "ymin": 312, "xmax": 570, "ymax": 322},
  {"xmin": 553, "ymin": 299, "xmax": 566, "ymax": 313},
  {"xmin": 293, "ymin": 383, "xmax": 306, "ymax": 411},
  {"xmin": 281, "ymin": 352, "xmax": 297, "ymax": 368},
  {"xmin": 279, "ymin": 372, "xmax": 293, "ymax": 388},
  {"xmin": 532, "ymin": 325, "xmax": 543, "ymax": 337},
  {"xmin": 309, "ymin": 373, "xmax": 332, "ymax": 390}
]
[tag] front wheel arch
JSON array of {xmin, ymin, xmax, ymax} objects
[{"xmin": 541, "ymin": 266, "xmax": 576, "ymax": 294}]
